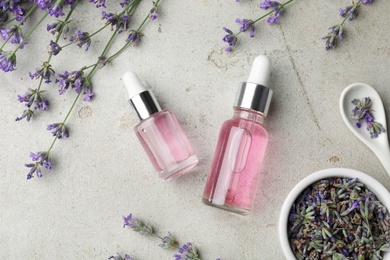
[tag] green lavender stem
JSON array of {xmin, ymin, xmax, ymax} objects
[
  {"xmin": 36, "ymin": 0, "xmax": 79, "ymax": 93},
  {"xmin": 47, "ymin": 25, "xmax": 121, "ymax": 155}
]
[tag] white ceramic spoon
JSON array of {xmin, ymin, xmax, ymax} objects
[{"xmin": 340, "ymin": 83, "xmax": 390, "ymax": 178}]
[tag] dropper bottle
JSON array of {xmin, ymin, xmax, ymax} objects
[
  {"xmin": 202, "ymin": 55, "xmax": 273, "ymax": 215},
  {"xmin": 123, "ymin": 71, "xmax": 198, "ymax": 180}
]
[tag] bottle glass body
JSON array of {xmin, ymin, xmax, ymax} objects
[
  {"xmin": 202, "ymin": 107, "xmax": 268, "ymax": 215},
  {"xmin": 134, "ymin": 109, "xmax": 198, "ymax": 180}
]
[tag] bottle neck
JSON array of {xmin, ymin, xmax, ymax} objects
[{"xmin": 233, "ymin": 107, "xmax": 265, "ymax": 124}]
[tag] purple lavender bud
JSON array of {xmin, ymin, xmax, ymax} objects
[
  {"xmin": 90, "ymin": 0, "xmax": 106, "ymax": 8},
  {"xmin": 102, "ymin": 11, "xmax": 119, "ymax": 27},
  {"xmin": 47, "ymin": 20, "xmax": 69, "ymax": 37},
  {"xmin": 0, "ymin": 51, "xmax": 16, "ymax": 72},
  {"xmin": 48, "ymin": 40, "xmax": 62, "ymax": 55},
  {"xmin": 12, "ymin": 5, "xmax": 25, "ymax": 22},
  {"xmin": 47, "ymin": 122, "xmax": 69, "ymax": 138},
  {"xmin": 34, "ymin": 0, "xmax": 54, "ymax": 10},
  {"xmin": 150, "ymin": 7, "xmax": 158, "ymax": 20},
  {"xmin": 267, "ymin": 9, "xmax": 283, "ymax": 24},
  {"xmin": 339, "ymin": 6, "xmax": 353, "ymax": 17},
  {"xmin": 260, "ymin": 0, "xmax": 280, "ymax": 9},
  {"xmin": 30, "ymin": 62, "xmax": 55, "ymax": 83},
  {"xmin": 48, "ymin": 0, "xmax": 65, "ymax": 17},
  {"xmin": 361, "ymin": 0, "xmax": 373, "ymax": 3},
  {"xmin": 108, "ymin": 252, "xmax": 133, "ymax": 260},
  {"xmin": 120, "ymin": 0, "xmax": 130, "ymax": 8},
  {"xmin": 15, "ymin": 109, "xmax": 34, "ymax": 122},
  {"xmin": 56, "ymin": 70, "xmax": 84, "ymax": 95},
  {"xmin": 0, "ymin": 25, "xmax": 27, "ymax": 48},
  {"xmin": 235, "ymin": 18, "xmax": 251, "ymax": 31},
  {"xmin": 24, "ymin": 151, "xmax": 52, "ymax": 179},
  {"xmin": 222, "ymin": 27, "xmax": 237, "ymax": 52},
  {"xmin": 69, "ymin": 30, "xmax": 91, "ymax": 51},
  {"xmin": 127, "ymin": 31, "xmax": 141, "ymax": 45}
]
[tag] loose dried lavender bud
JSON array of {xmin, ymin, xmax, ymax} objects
[
  {"xmin": 351, "ymin": 97, "xmax": 386, "ymax": 138},
  {"xmin": 288, "ymin": 177, "xmax": 390, "ymax": 259}
]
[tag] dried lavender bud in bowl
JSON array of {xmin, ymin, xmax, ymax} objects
[{"xmin": 279, "ymin": 168, "xmax": 390, "ymax": 260}]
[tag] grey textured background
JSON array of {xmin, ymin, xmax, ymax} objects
[{"xmin": 1, "ymin": 0, "xmax": 390, "ymax": 259}]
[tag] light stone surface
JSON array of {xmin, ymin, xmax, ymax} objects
[{"xmin": 1, "ymin": 0, "xmax": 390, "ymax": 259}]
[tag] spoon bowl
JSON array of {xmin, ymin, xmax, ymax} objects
[{"xmin": 340, "ymin": 83, "xmax": 390, "ymax": 177}]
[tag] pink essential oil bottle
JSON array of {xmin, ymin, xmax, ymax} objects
[
  {"xmin": 202, "ymin": 55, "xmax": 273, "ymax": 215},
  {"xmin": 122, "ymin": 71, "xmax": 198, "ymax": 180}
]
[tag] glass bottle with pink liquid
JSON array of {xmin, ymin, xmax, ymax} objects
[
  {"xmin": 122, "ymin": 71, "xmax": 198, "ymax": 180},
  {"xmin": 202, "ymin": 55, "xmax": 273, "ymax": 215}
]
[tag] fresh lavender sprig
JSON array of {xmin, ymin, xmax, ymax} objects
[
  {"xmin": 223, "ymin": 0, "xmax": 295, "ymax": 52},
  {"xmin": 322, "ymin": 0, "xmax": 374, "ymax": 50},
  {"xmin": 23, "ymin": 0, "xmax": 160, "ymax": 179},
  {"xmin": 121, "ymin": 213, "xmax": 220, "ymax": 260}
]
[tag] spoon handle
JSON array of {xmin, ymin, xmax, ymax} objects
[{"xmin": 373, "ymin": 146, "xmax": 390, "ymax": 178}]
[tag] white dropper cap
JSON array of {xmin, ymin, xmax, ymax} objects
[
  {"xmin": 122, "ymin": 71, "xmax": 161, "ymax": 121},
  {"xmin": 123, "ymin": 71, "xmax": 147, "ymax": 99},
  {"xmin": 234, "ymin": 55, "xmax": 273, "ymax": 116},
  {"xmin": 247, "ymin": 55, "xmax": 271, "ymax": 87}
]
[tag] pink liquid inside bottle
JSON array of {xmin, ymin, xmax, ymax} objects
[{"xmin": 202, "ymin": 55, "xmax": 273, "ymax": 215}]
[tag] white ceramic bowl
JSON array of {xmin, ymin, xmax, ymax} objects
[{"xmin": 279, "ymin": 168, "xmax": 390, "ymax": 260}]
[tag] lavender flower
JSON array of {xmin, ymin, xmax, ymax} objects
[
  {"xmin": 90, "ymin": 0, "xmax": 106, "ymax": 8},
  {"xmin": 127, "ymin": 31, "xmax": 142, "ymax": 45},
  {"xmin": 340, "ymin": 5, "xmax": 359, "ymax": 21},
  {"xmin": 108, "ymin": 253, "xmax": 133, "ymax": 260},
  {"xmin": 47, "ymin": 20, "xmax": 70, "ymax": 37},
  {"xmin": 235, "ymin": 18, "xmax": 255, "ymax": 37},
  {"xmin": 69, "ymin": 30, "xmax": 91, "ymax": 51},
  {"xmin": 47, "ymin": 0, "xmax": 66, "ymax": 17},
  {"xmin": 48, "ymin": 40, "xmax": 62, "ymax": 55},
  {"xmin": 123, "ymin": 213, "xmax": 154, "ymax": 235},
  {"xmin": 101, "ymin": 11, "xmax": 130, "ymax": 33},
  {"xmin": 2, "ymin": 25, "xmax": 27, "ymax": 47},
  {"xmin": 56, "ymin": 70, "xmax": 84, "ymax": 95},
  {"xmin": 30, "ymin": 62, "xmax": 55, "ymax": 83},
  {"xmin": 47, "ymin": 123, "xmax": 69, "ymax": 138},
  {"xmin": 260, "ymin": 0, "xmax": 284, "ymax": 24},
  {"xmin": 222, "ymin": 27, "xmax": 237, "ymax": 52},
  {"xmin": 102, "ymin": 11, "xmax": 120, "ymax": 28},
  {"xmin": 17, "ymin": 88, "xmax": 49, "ymax": 112},
  {"xmin": 119, "ymin": 0, "xmax": 130, "ymax": 8},
  {"xmin": 159, "ymin": 232, "xmax": 178, "ymax": 250},
  {"xmin": 174, "ymin": 242, "xmax": 200, "ymax": 260},
  {"xmin": 0, "ymin": 50, "xmax": 16, "ymax": 72},
  {"xmin": 322, "ymin": 25, "xmax": 343, "ymax": 50},
  {"xmin": 25, "ymin": 151, "xmax": 52, "ymax": 179},
  {"xmin": 15, "ymin": 109, "xmax": 33, "ymax": 122},
  {"xmin": 12, "ymin": 5, "xmax": 25, "ymax": 22},
  {"xmin": 367, "ymin": 121, "xmax": 386, "ymax": 139},
  {"xmin": 150, "ymin": 6, "xmax": 158, "ymax": 20},
  {"xmin": 259, "ymin": 0, "xmax": 280, "ymax": 9},
  {"xmin": 81, "ymin": 79, "xmax": 94, "ymax": 101},
  {"xmin": 35, "ymin": 0, "xmax": 54, "ymax": 10}
]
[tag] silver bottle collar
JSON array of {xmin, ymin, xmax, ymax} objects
[
  {"xmin": 129, "ymin": 90, "xmax": 162, "ymax": 121},
  {"xmin": 234, "ymin": 82, "xmax": 273, "ymax": 116}
]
